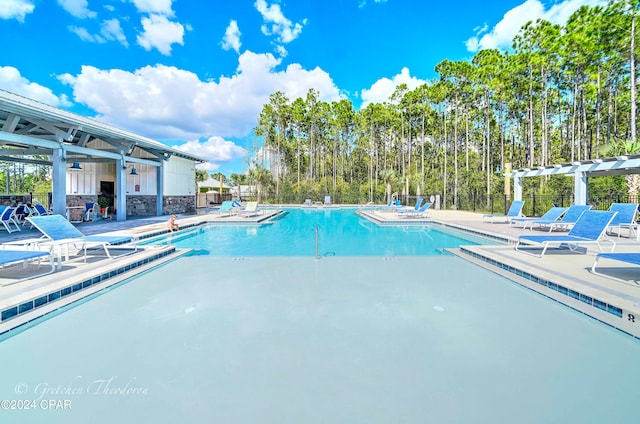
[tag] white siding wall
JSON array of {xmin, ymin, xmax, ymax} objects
[
  {"xmin": 96, "ymin": 162, "xmax": 115, "ymax": 191},
  {"xmin": 66, "ymin": 162, "xmax": 159, "ymax": 195},
  {"xmin": 66, "ymin": 163, "xmax": 96, "ymax": 195},
  {"xmin": 67, "ymin": 140, "xmax": 114, "ymax": 196},
  {"xmin": 163, "ymin": 157, "xmax": 195, "ymax": 195},
  {"xmin": 126, "ymin": 163, "xmax": 157, "ymax": 195},
  {"xmin": 65, "ymin": 150, "xmax": 195, "ymax": 196}
]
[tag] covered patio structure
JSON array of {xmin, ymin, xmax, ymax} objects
[{"xmin": 0, "ymin": 89, "xmax": 205, "ymax": 221}]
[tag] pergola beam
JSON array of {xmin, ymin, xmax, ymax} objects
[
  {"xmin": 0, "ymin": 147, "xmax": 52, "ymax": 155},
  {"xmin": 509, "ymin": 155, "xmax": 640, "ymax": 205},
  {"xmin": 0, "ymin": 155, "xmax": 51, "ymax": 165}
]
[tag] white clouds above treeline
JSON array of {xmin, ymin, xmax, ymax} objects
[
  {"xmin": 51, "ymin": 51, "xmax": 342, "ymax": 168},
  {"xmin": 57, "ymin": 51, "xmax": 342, "ymax": 139},
  {"xmin": 175, "ymin": 137, "xmax": 248, "ymax": 171},
  {"xmin": 360, "ymin": 67, "xmax": 426, "ymax": 108},
  {"xmin": 1, "ymin": 51, "xmax": 342, "ymax": 169},
  {"xmin": 465, "ymin": 0, "xmax": 607, "ymax": 52}
]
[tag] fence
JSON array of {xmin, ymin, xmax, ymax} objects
[
  {"xmin": 256, "ymin": 192, "xmax": 638, "ymax": 218},
  {"xmin": 5, "ymin": 191, "xmax": 635, "ymax": 218},
  {"xmin": 0, "ymin": 192, "xmax": 50, "ymax": 208}
]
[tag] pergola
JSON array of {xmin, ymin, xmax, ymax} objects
[
  {"xmin": 0, "ymin": 89, "xmax": 205, "ymax": 221},
  {"xmin": 509, "ymin": 154, "xmax": 640, "ymax": 205}
]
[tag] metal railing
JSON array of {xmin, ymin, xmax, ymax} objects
[{"xmin": 0, "ymin": 192, "xmax": 50, "ymax": 208}]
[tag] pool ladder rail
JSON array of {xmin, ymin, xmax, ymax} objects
[{"xmin": 314, "ymin": 225, "xmax": 335, "ymax": 260}]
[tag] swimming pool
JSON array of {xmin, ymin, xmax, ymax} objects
[
  {"xmin": 0, "ymin": 256, "xmax": 638, "ymax": 423},
  {"xmin": 151, "ymin": 208, "xmax": 493, "ymax": 256},
  {"xmin": 0, "ymin": 209, "xmax": 638, "ymax": 423}
]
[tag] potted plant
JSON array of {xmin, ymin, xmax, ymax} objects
[{"xmin": 97, "ymin": 196, "xmax": 109, "ymax": 214}]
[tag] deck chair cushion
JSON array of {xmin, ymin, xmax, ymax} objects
[
  {"xmin": 515, "ymin": 210, "xmax": 617, "ymax": 257},
  {"xmin": 26, "ymin": 214, "xmax": 136, "ymax": 262}
]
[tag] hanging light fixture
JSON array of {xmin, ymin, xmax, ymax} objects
[
  {"xmin": 69, "ymin": 161, "xmax": 82, "ymax": 170},
  {"xmin": 130, "ymin": 166, "xmax": 138, "ymax": 175}
]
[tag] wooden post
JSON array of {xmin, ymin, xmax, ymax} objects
[{"xmin": 504, "ymin": 162, "xmax": 511, "ymax": 198}]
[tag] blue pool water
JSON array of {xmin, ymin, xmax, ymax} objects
[{"xmin": 156, "ymin": 208, "xmax": 492, "ymax": 256}]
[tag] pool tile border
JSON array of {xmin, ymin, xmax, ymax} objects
[
  {"xmin": 134, "ymin": 221, "xmax": 205, "ymax": 241},
  {"xmin": 0, "ymin": 247, "xmax": 176, "ymax": 325},
  {"xmin": 0, "ymin": 211, "xmax": 286, "ymax": 326},
  {"xmin": 459, "ymin": 246, "xmax": 637, "ymax": 339}
]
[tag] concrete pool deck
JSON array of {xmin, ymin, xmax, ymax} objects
[
  {"xmin": 1, "ymin": 206, "xmax": 639, "ymax": 338},
  {"xmin": 360, "ymin": 207, "xmax": 640, "ymax": 338}
]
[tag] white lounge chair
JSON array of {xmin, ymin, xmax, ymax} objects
[
  {"xmin": 515, "ymin": 210, "xmax": 617, "ymax": 257},
  {"xmin": 529, "ymin": 204, "xmax": 591, "ymax": 232},
  {"xmin": 84, "ymin": 202, "xmax": 98, "ymax": 222},
  {"xmin": 399, "ymin": 202, "xmax": 432, "ymax": 218},
  {"xmin": 216, "ymin": 200, "xmax": 241, "ymax": 217},
  {"xmin": 0, "ymin": 206, "xmax": 21, "ymax": 233},
  {"xmin": 14, "ymin": 204, "xmax": 34, "ymax": 225},
  {"xmin": 606, "ymin": 203, "xmax": 639, "ymax": 238},
  {"xmin": 509, "ymin": 206, "xmax": 567, "ymax": 229},
  {"xmin": 26, "ymin": 214, "xmax": 137, "ymax": 266},
  {"xmin": 483, "ymin": 200, "xmax": 525, "ymax": 224},
  {"xmin": 396, "ymin": 198, "xmax": 423, "ymax": 216},
  {"xmin": 0, "ymin": 248, "xmax": 56, "ymax": 286},
  {"xmin": 31, "ymin": 203, "xmax": 52, "ymax": 216},
  {"xmin": 376, "ymin": 193, "xmax": 400, "ymax": 210},
  {"xmin": 590, "ymin": 252, "xmax": 640, "ymax": 285},
  {"xmin": 239, "ymin": 201, "xmax": 259, "ymax": 217}
]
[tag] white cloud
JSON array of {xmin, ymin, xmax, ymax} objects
[
  {"xmin": 0, "ymin": 0, "xmax": 35, "ymax": 22},
  {"xmin": 274, "ymin": 45, "xmax": 287, "ymax": 58},
  {"xmin": 68, "ymin": 19, "xmax": 128, "ymax": 46},
  {"xmin": 360, "ymin": 67, "xmax": 426, "ymax": 108},
  {"xmin": 174, "ymin": 137, "xmax": 249, "ymax": 170},
  {"xmin": 255, "ymin": 0, "xmax": 306, "ymax": 44},
  {"xmin": 0, "ymin": 66, "xmax": 70, "ymax": 107},
  {"xmin": 358, "ymin": 0, "xmax": 388, "ymax": 8},
  {"xmin": 221, "ymin": 20, "xmax": 241, "ymax": 53},
  {"xmin": 136, "ymin": 14, "xmax": 184, "ymax": 55},
  {"xmin": 57, "ymin": 0, "xmax": 96, "ymax": 19},
  {"xmin": 101, "ymin": 18, "xmax": 128, "ymax": 46},
  {"xmin": 130, "ymin": 0, "xmax": 174, "ymax": 17},
  {"xmin": 58, "ymin": 50, "xmax": 342, "ymax": 143},
  {"xmin": 69, "ymin": 25, "xmax": 99, "ymax": 42},
  {"xmin": 466, "ymin": 0, "xmax": 606, "ymax": 52}
]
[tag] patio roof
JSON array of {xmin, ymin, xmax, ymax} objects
[{"xmin": 0, "ymin": 89, "xmax": 206, "ymax": 166}]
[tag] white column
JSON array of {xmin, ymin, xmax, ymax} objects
[
  {"xmin": 574, "ymin": 171, "xmax": 588, "ymax": 205},
  {"xmin": 513, "ymin": 176, "xmax": 523, "ymax": 201},
  {"xmin": 156, "ymin": 164, "xmax": 164, "ymax": 216},
  {"xmin": 116, "ymin": 158, "xmax": 127, "ymax": 221},
  {"xmin": 51, "ymin": 148, "xmax": 67, "ymax": 215}
]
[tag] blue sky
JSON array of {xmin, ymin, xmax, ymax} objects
[{"xmin": 0, "ymin": 0, "xmax": 604, "ymax": 175}]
